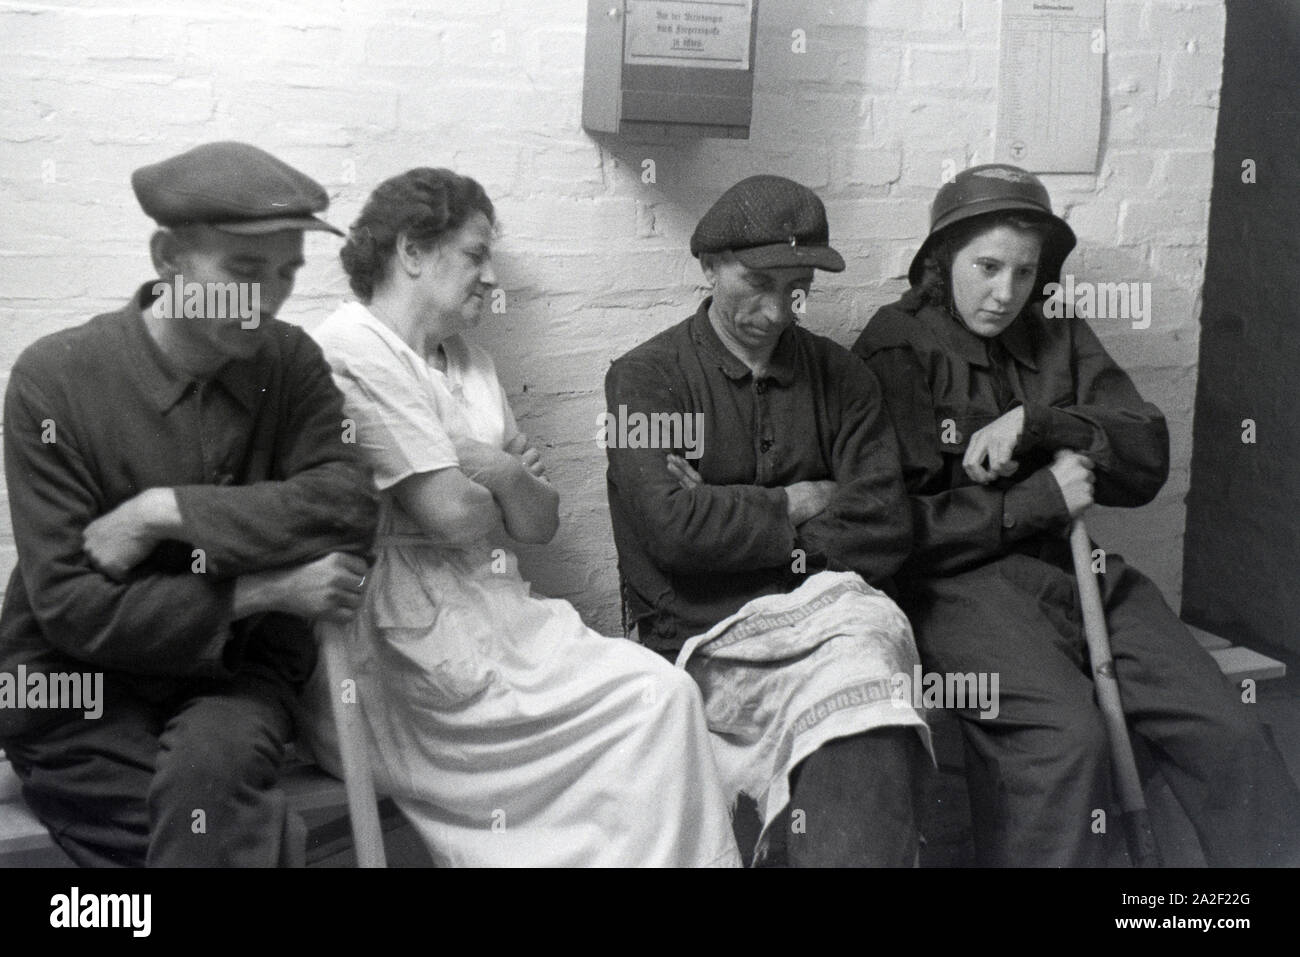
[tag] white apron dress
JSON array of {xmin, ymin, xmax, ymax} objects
[{"xmin": 300, "ymin": 301, "xmax": 740, "ymax": 868}]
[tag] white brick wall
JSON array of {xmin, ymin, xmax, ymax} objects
[{"xmin": 0, "ymin": 0, "xmax": 1226, "ymax": 630}]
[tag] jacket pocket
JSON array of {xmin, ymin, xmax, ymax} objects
[{"xmin": 933, "ymin": 410, "xmax": 997, "ymax": 455}]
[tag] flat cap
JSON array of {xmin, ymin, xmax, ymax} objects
[
  {"xmin": 131, "ymin": 141, "xmax": 342, "ymax": 236},
  {"xmin": 690, "ymin": 174, "xmax": 844, "ymax": 272}
]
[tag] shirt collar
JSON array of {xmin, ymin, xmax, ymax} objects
[
  {"xmin": 689, "ymin": 297, "xmax": 799, "ymax": 386},
  {"xmin": 128, "ymin": 281, "xmax": 269, "ymax": 414},
  {"xmin": 998, "ymin": 312, "xmax": 1039, "ymax": 371},
  {"xmin": 342, "ymin": 300, "xmax": 464, "ymax": 378},
  {"xmin": 345, "ymin": 300, "xmax": 425, "ymax": 363},
  {"xmin": 929, "ymin": 304, "xmax": 1039, "ymax": 372}
]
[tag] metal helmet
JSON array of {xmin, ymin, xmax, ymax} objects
[{"xmin": 907, "ymin": 163, "xmax": 1077, "ymax": 290}]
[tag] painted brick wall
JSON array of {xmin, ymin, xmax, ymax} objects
[{"xmin": 0, "ymin": 0, "xmax": 1225, "ymax": 635}]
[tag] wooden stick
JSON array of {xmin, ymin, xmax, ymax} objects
[
  {"xmin": 1069, "ymin": 518, "xmax": 1161, "ymax": 867},
  {"xmin": 318, "ymin": 620, "xmax": 387, "ymax": 868}
]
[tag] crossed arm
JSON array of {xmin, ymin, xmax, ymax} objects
[
  {"xmin": 860, "ymin": 318, "xmax": 1169, "ymax": 576},
  {"xmin": 81, "ymin": 487, "xmax": 371, "ymax": 624},
  {"xmin": 664, "ymin": 454, "xmax": 837, "ymax": 526},
  {"xmin": 604, "ymin": 355, "xmax": 911, "ymax": 586},
  {"xmin": 389, "ymin": 432, "xmax": 558, "ymax": 547},
  {"xmin": 5, "ymin": 339, "xmax": 379, "ymax": 676}
]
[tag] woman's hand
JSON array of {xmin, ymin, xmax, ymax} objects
[
  {"xmin": 1048, "ymin": 449, "xmax": 1095, "ymax": 518},
  {"xmin": 964, "ymin": 406, "xmax": 1026, "ymax": 485},
  {"xmin": 506, "ymin": 433, "xmax": 548, "ymax": 481},
  {"xmin": 454, "ymin": 436, "xmax": 520, "ymax": 493},
  {"xmin": 519, "ymin": 447, "xmax": 546, "ymax": 480},
  {"xmin": 458, "ymin": 435, "xmax": 558, "ymax": 545}
]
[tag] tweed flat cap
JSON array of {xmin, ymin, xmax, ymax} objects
[
  {"xmin": 131, "ymin": 141, "xmax": 342, "ymax": 236},
  {"xmin": 690, "ymin": 174, "xmax": 845, "ymax": 272}
]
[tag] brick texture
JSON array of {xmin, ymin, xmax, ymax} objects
[{"xmin": 0, "ymin": 0, "xmax": 1226, "ymax": 630}]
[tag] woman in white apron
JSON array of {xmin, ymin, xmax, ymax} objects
[{"xmin": 299, "ymin": 167, "xmax": 739, "ymax": 867}]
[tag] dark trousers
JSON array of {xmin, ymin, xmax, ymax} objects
[
  {"xmin": 903, "ymin": 545, "xmax": 1300, "ymax": 867},
  {"xmin": 762, "ymin": 727, "xmax": 929, "ymax": 867},
  {"xmin": 3, "ymin": 668, "xmax": 302, "ymax": 867},
  {"xmin": 651, "ymin": 630, "xmax": 930, "ymax": 869}
]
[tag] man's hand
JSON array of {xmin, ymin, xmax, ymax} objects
[
  {"xmin": 233, "ymin": 552, "xmax": 370, "ymax": 624},
  {"xmin": 964, "ymin": 406, "xmax": 1025, "ymax": 485},
  {"xmin": 784, "ymin": 480, "xmax": 838, "ymax": 526},
  {"xmin": 83, "ymin": 488, "xmax": 182, "ymax": 580},
  {"xmin": 666, "ymin": 453, "xmax": 703, "ymax": 490},
  {"xmin": 505, "ymin": 433, "xmax": 548, "ymax": 481},
  {"xmin": 1048, "ymin": 449, "xmax": 1095, "ymax": 519}
]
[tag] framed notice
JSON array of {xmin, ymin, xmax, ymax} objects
[
  {"xmin": 623, "ymin": 0, "xmax": 754, "ymax": 70},
  {"xmin": 995, "ymin": 0, "xmax": 1104, "ymax": 173}
]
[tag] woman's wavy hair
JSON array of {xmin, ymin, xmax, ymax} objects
[
  {"xmin": 340, "ymin": 167, "xmax": 495, "ymax": 301},
  {"xmin": 904, "ymin": 211, "xmax": 1051, "ymax": 313}
]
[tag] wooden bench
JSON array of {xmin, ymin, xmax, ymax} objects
[
  {"xmin": 0, "ymin": 749, "xmax": 374, "ymax": 867},
  {"xmin": 1189, "ymin": 627, "xmax": 1287, "ymax": 683},
  {"xmin": 2, "ymin": 627, "xmax": 1285, "ymax": 867}
]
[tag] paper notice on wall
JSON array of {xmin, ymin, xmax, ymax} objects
[
  {"xmin": 995, "ymin": 0, "xmax": 1104, "ymax": 173},
  {"xmin": 623, "ymin": 0, "xmax": 753, "ymax": 70}
]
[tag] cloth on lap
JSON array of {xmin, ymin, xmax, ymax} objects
[{"xmin": 678, "ymin": 570, "xmax": 932, "ymax": 858}]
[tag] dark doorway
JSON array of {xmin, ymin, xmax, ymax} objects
[{"xmin": 1182, "ymin": 0, "xmax": 1300, "ymax": 654}]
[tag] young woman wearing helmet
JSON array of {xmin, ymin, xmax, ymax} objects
[{"xmin": 852, "ymin": 164, "xmax": 1300, "ymax": 867}]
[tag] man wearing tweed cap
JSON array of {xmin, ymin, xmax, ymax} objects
[
  {"xmin": 0, "ymin": 142, "xmax": 378, "ymax": 866},
  {"xmin": 604, "ymin": 175, "xmax": 930, "ymax": 867}
]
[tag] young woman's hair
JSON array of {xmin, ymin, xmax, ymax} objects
[
  {"xmin": 907, "ymin": 211, "xmax": 1051, "ymax": 311},
  {"xmin": 340, "ymin": 168, "xmax": 495, "ymax": 301}
]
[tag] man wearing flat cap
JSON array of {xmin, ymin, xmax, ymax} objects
[
  {"xmin": 0, "ymin": 142, "xmax": 378, "ymax": 866},
  {"xmin": 604, "ymin": 175, "xmax": 930, "ymax": 867}
]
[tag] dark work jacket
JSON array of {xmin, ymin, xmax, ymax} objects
[
  {"xmin": 0, "ymin": 284, "xmax": 379, "ymax": 738},
  {"xmin": 605, "ymin": 299, "xmax": 912, "ymax": 657},
  {"xmin": 851, "ymin": 295, "xmax": 1169, "ymax": 581}
]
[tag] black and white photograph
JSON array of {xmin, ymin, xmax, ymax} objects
[{"xmin": 0, "ymin": 0, "xmax": 1295, "ymax": 933}]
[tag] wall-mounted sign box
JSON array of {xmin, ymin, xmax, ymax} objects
[{"xmin": 583, "ymin": 0, "xmax": 759, "ymax": 139}]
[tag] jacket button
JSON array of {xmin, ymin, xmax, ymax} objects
[
  {"xmin": 760, "ymin": 439, "xmax": 773, "ymax": 453},
  {"xmin": 1002, "ymin": 513, "xmax": 1016, "ymax": 529}
]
